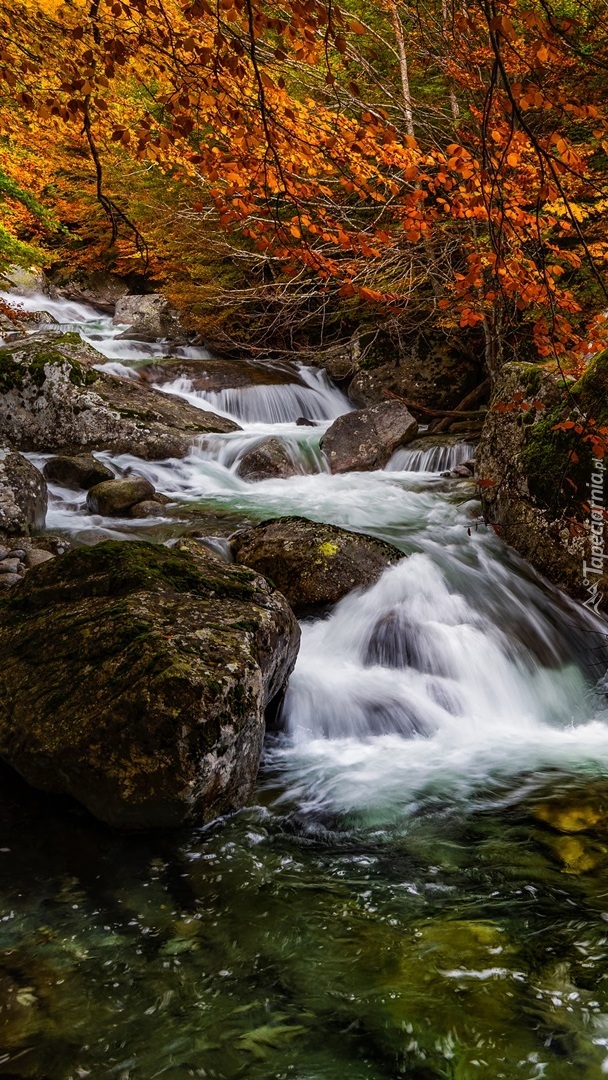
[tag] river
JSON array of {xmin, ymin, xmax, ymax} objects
[{"xmin": 2, "ymin": 292, "xmax": 608, "ymax": 1078}]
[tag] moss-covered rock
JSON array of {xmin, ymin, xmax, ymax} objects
[
  {"xmin": 231, "ymin": 516, "xmax": 403, "ymax": 614},
  {"xmin": 0, "ymin": 330, "xmax": 239, "ymax": 459},
  {"xmin": 86, "ymin": 476, "xmax": 156, "ymax": 516},
  {"xmin": 0, "ymin": 539, "xmax": 300, "ymax": 828},
  {"xmin": 477, "ymin": 357, "xmax": 608, "ymax": 603}
]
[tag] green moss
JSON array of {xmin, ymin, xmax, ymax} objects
[
  {"xmin": 0, "ymin": 350, "xmax": 24, "ymax": 392},
  {"xmin": 0, "ymin": 344, "xmax": 97, "ymax": 393}
]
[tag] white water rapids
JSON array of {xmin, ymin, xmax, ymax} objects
[{"xmin": 3, "ymin": 290, "xmax": 608, "ymax": 828}]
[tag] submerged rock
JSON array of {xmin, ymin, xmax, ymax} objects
[
  {"xmin": 86, "ymin": 476, "xmax": 156, "ymax": 516},
  {"xmin": 231, "ymin": 516, "xmax": 403, "ymax": 614},
  {"xmin": 0, "ymin": 449, "xmax": 47, "ymax": 536},
  {"xmin": 320, "ymin": 401, "xmax": 418, "ymax": 473},
  {"xmin": 43, "ymin": 453, "xmax": 114, "ymax": 491},
  {"xmin": 0, "ymin": 539, "xmax": 300, "ymax": 828},
  {"xmin": 236, "ymin": 438, "xmax": 300, "ymax": 483},
  {"xmin": 0, "ymin": 331, "xmax": 239, "ymax": 459}
]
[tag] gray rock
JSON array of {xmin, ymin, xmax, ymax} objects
[
  {"xmin": 86, "ymin": 477, "xmax": 155, "ymax": 517},
  {"xmin": 129, "ymin": 500, "xmax": 168, "ymax": 519},
  {"xmin": 0, "ymin": 450, "xmax": 47, "ymax": 536},
  {"xmin": 0, "ymin": 547, "xmax": 8, "ymax": 561},
  {"xmin": 43, "ymin": 454, "xmax": 114, "ymax": 491},
  {"xmin": 236, "ymin": 438, "xmax": 299, "ymax": 483},
  {"xmin": 114, "ymin": 294, "xmax": 185, "ymax": 342},
  {"xmin": 0, "ymin": 331, "xmax": 239, "ymax": 460},
  {"xmin": 231, "ymin": 516, "xmax": 404, "ymax": 615},
  {"xmin": 0, "ymin": 539, "xmax": 300, "ymax": 828},
  {"xmin": 24, "ymin": 549, "xmax": 55, "ymax": 569},
  {"xmin": 451, "ymin": 464, "xmax": 475, "ymax": 478},
  {"xmin": 321, "ymin": 401, "xmax": 418, "ymax": 474},
  {"xmin": 2, "ymin": 267, "xmax": 48, "ymax": 296},
  {"xmin": 8, "ymin": 548, "xmax": 26, "ymax": 560},
  {"xmin": 0, "ymin": 573, "xmax": 22, "ymax": 589},
  {"xmin": 0, "ymin": 559, "xmax": 22, "ymax": 575}
]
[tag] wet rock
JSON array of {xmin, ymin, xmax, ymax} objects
[
  {"xmin": 236, "ymin": 438, "xmax": 300, "ymax": 483},
  {"xmin": 0, "ymin": 331, "xmax": 239, "ymax": 460},
  {"xmin": 451, "ymin": 463, "xmax": 475, "ymax": 478},
  {"xmin": 320, "ymin": 401, "xmax": 418, "ymax": 473},
  {"xmin": 231, "ymin": 516, "xmax": 403, "ymax": 614},
  {"xmin": 0, "ymin": 449, "xmax": 47, "ymax": 536},
  {"xmin": 48, "ymin": 270, "xmax": 130, "ymax": 312},
  {"xmin": 129, "ymin": 499, "xmax": 169, "ymax": 518},
  {"xmin": 114, "ymin": 294, "xmax": 185, "ymax": 342},
  {"xmin": 86, "ymin": 477, "xmax": 155, "ymax": 516},
  {"xmin": 43, "ymin": 453, "xmax": 114, "ymax": 491},
  {"xmin": 296, "ymin": 416, "xmax": 317, "ymax": 427},
  {"xmin": 0, "ymin": 539, "xmax": 300, "ymax": 829},
  {"xmin": 142, "ymin": 355, "xmax": 304, "ymax": 392}
]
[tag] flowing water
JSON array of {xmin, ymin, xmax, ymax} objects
[{"xmin": 2, "ymin": 294, "xmax": 608, "ymax": 1078}]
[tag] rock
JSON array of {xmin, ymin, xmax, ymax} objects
[
  {"xmin": 129, "ymin": 500, "xmax": 168, "ymax": 518},
  {"xmin": 0, "ymin": 449, "xmax": 47, "ymax": 536},
  {"xmin": 347, "ymin": 330, "xmax": 483, "ymax": 416},
  {"xmin": 2, "ymin": 266, "xmax": 48, "ymax": 295},
  {"xmin": 0, "ymin": 331, "xmax": 239, "ymax": 459},
  {"xmin": 9, "ymin": 547, "xmax": 26, "ymax": 560},
  {"xmin": 236, "ymin": 438, "xmax": 300, "ymax": 483},
  {"xmin": 48, "ymin": 270, "xmax": 130, "ymax": 313},
  {"xmin": 231, "ymin": 516, "xmax": 403, "ymax": 614},
  {"xmin": 296, "ymin": 416, "xmax": 317, "ymax": 427},
  {"xmin": 477, "ymin": 357, "xmax": 608, "ymax": 603},
  {"xmin": 0, "ymin": 558, "xmax": 22, "ymax": 574},
  {"xmin": 141, "ymin": 355, "xmax": 305, "ymax": 392},
  {"xmin": 320, "ymin": 401, "xmax": 418, "ymax": 473},
  {"xmin": 0, "ymin": 539, "xmax": 300, "ymax": 828},
  {"xmin": 24, "ymin": 549, "xmax": 55, "ymax": 569},
  {"xmin": 451, "ymin": 463, "xmax": 475, "ymax": 478},
  {"xmin": 43, "ymin": 454, "xmax": 114, "ymax": 491},
  {"xmin": 0, "ymin": 547, "xmax": 8, "ymax": 560},
  {"xmin": 114, "ymin": 294, "xmax": 185, "ymax": 342},
  {"xmin": 86, "ymin": 477, "xmax": 155, "ymax": 516},
  {"xmin": 0, "ymin": 573, "xmax": 22, "ymax": 588}
]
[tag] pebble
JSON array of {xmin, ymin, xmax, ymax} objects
[
  {"xmin": 0, "ymin": 558, "xmax": 23, "ymax": 575},
  {"xmin": 9, "ymin": 548, "xmax": 26, "ymax": 560},
  {"xmin": 0, "ymin": 547, "xmax": 8, "ymax": 561}
]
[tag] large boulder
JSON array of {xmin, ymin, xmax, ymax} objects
[
  {"xmin": 348, "ymin": 339, "xmax": 481, "ymax": 416},
  {"xmin": 231, "ymin": 516, "xmax": 403, "ymax": 614},
  {"xmin": 0, "ymin": 539, "xmax": 300, "ymax": 828},
  {"xmin": 1, "ymin": 266, "xmax": 48, "ymax": 296},
  {"xmin": 114, "ymin": 294, "xmax": 185, "ymax": 342},
  {"xmin": 0, "ymin": 331, "xmax": 239, "ymax": 459},
  {"xmin": 43, "ymin": 453, "xmax": 114, "ymax": 490},
  {"xmin": 236, "ymin": 438, "xmax": 300, "ymax": 483},
  {"xmin": 477, "ymin": 355, "xmax": 608, "ymax": 605},
  {"xmin": 48, "ymin": 270, "xmax": 130, "ymax": 313},
  {"xmin": 0, "ymin": 449, "xmax": 47, "ymax": 536},
  {"xmin": 320, "ymin": 400, "xmax": 418, "ymax": 473}
]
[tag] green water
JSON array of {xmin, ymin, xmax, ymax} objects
[{"xmin": 3, "ymin": 761, "xmax": 608, "ymax": 1080}]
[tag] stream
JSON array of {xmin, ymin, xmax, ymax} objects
[{"xmin": 3, "ymin": 293, "xmax": 608, "ymax": 1078}]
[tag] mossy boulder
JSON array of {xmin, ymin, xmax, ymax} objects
[
  {"xmin": 236, "ymin": 438, "xmax": 300, "ymax": 483},
  {"xmin": 0, "ymin": 331, "xmax": 239, "ymax": 459},
  {"xmin": 86, "ymin": 476, "xmax": 156, "ymax": 516},
  {"xmin": 0, "ymin": 449, "xmax": 47, "ymax": 536},
  {"xmin": 320, "ymin": 400, "xmax": 418, "ymax": 473},
  {"xmin": 0, "ymin": 539, "xmax": 300, "ymax": 828},
  {"xmin": 231, "ymin": 516, "xmax": 403, "ymax": 614},
  {"xmin": 477, "ymin": 356, "xmax": 608, "ymax": 603}
]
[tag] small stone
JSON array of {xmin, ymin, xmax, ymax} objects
[
  {"xmin": 451, "ymin": 464, "xmax": 475, "ymax": 478},
  {"xmin": 0, "ymin": 559, "xmax": 22, "ymax": 575},
  {"xmin": 151, "ymin": 492, "xmax": 171, "ymax": 505},
  {"xmin": 0, "ymin": 573, "xmax": 22, "ymax": 589},
  {"xmin": 0, "ymin": 548, "xmax": 8, "ymax": 561},
  {"xmin": 9, "ymin": 549, "xmax": 26, "ymax": 560},
  {"xmin": 129, "ymin": 500, "xmax": 167, "ymax": 519},
  {"xmin": 24, "ymin": 549, "xmax": 55, "ymax": 570}
]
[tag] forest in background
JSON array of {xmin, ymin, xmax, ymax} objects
[{"xmin": 1, "ymin": 0, "xmax": 608, "ymax": 376}]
